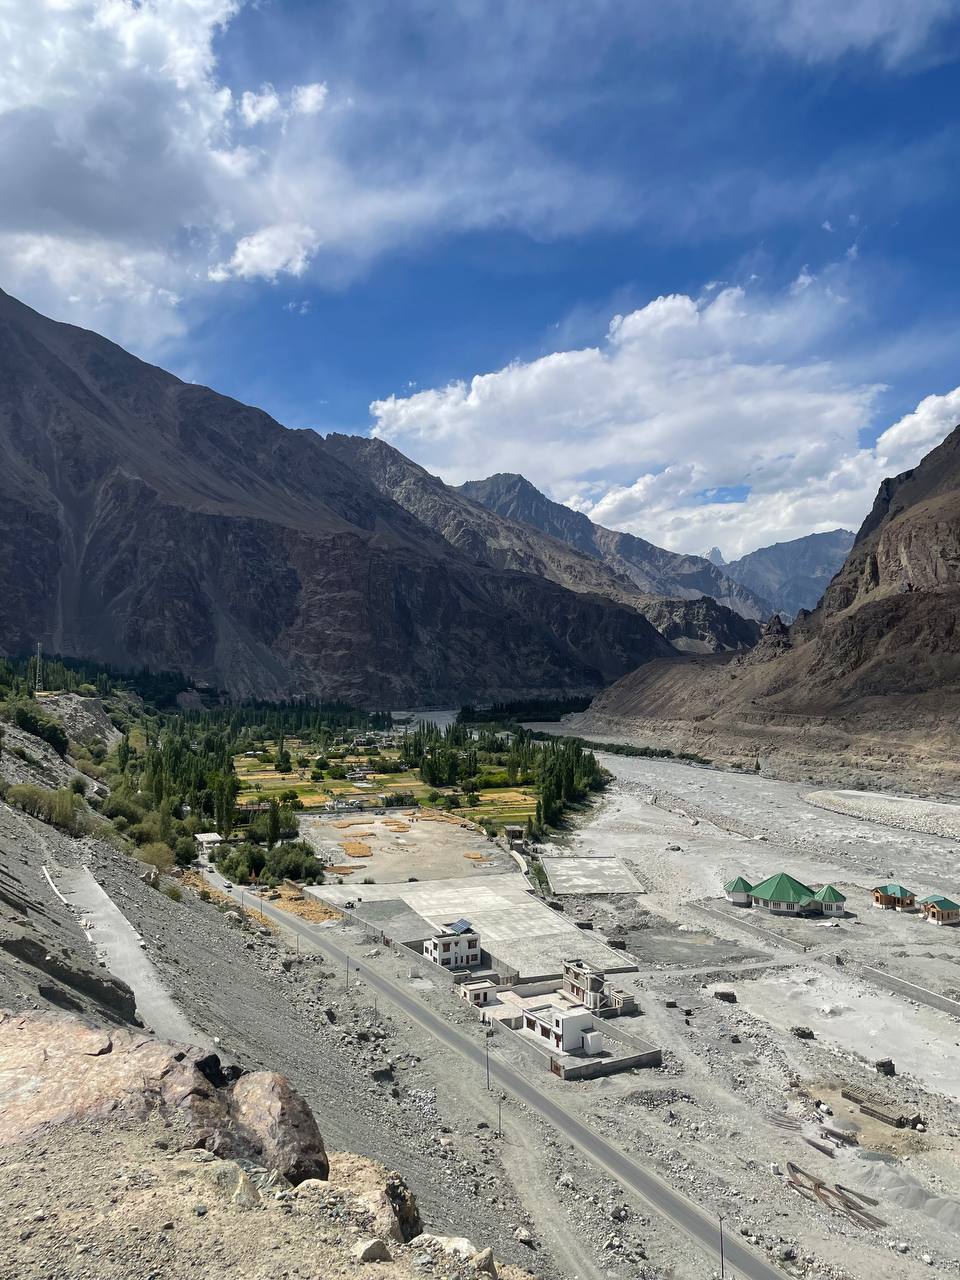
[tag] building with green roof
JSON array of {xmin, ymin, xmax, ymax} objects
[
  {"xmin": 919, "ymin": 895, "xmax": 960, "ymax": 926},
  {"xmin": 723, "ymin": 875, "xmax": 753, "ymax": 906},
  {"xmin": 811, "ymin": 884, "xmax": 846, "ymax": 916},
  {"xmin": 748, "ymin": 871, "xmax": 816, "ymax": 914},
  {"xmin": 872, "ymin": 883, "xmax": 916, "ymax": 911}
]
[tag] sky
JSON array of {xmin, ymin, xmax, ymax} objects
[{"xmin": 3, "ymin": 0, "xmax": 960, "ymax": 557}]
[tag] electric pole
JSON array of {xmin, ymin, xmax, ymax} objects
[{"xmin": 35, "ymin": 641, "xmax": 42, "ymax": 694}]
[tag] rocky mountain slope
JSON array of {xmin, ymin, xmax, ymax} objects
[
  {"xmin": 457, "ymin": 473, "xmax": 773, "ymax": 620},
  {"xmin": 327, "ymin": 436, "xmax": 759, "ymax": 653},
  {"xmin": 0, "ymin": 288, "xmax": 673, "ymax": 704},
  {"xmin": 712, "ymin": 530, "xmax": 854, "ymax": 618},
  {"xmin": 573, "ymin": 426, "xmax": 960, "ymax": 791}
]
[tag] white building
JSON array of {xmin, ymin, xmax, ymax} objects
[
  {"xmin": 195, "ymin": 831, "xmax": 223, "ymax": 857},
  {"xmin": 522, "ymin": 1000, "xmax": 594, "ymax": 1053},
  {"xmin": 459, "ymin": 979, "xmax": 497, "ymax": 1007},
  {"xmin": 424, "ymin": 919, "xmax": 481, "ymax": 969}
]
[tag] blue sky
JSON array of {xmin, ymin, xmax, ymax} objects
[{"xmin": 3, "ymin": 1, "xmax": 960, "ymax": 554}]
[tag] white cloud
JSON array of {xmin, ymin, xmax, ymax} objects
[
  {"xmin": 291, "ymin": 82, "xmax": 328, "ymax": 116},
  {"xmin": 370, "ymin": 272, "xmax": 960, "ymax": 557},
  {"xmin": 1, "ymin": 0, "xmax": 956, "ymax": 355},
  {"xmin": 240, "ymin": 84, "xmax": 281, "ymax": 126},
  {"xmin": 209, "ymin": 223, "xmax": 318, "ymax": 281}
]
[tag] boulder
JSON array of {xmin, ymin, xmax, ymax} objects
[
  {"xmin": 353, "ymin": 1237, "xmax": 392, "ymax": 1263},
  {"xmin": 471, "ymin": 1247, "xmax": 498, "ymax": 1276},
  {"xmin": 419, "ymin": 1233, "xmax": 476, "ymax": 1259},
  {"xmin": 229, "ymin": 1071, "xmax": 329, "ymax": 1184}
]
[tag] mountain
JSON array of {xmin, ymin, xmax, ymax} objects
[
  {"xmin": 575, "ymin": 426, "xmax": 960, "ymax": 790},
  {"xmin": 718, "ymin": 529, "xmax": 854, "ymax": 619},
  {"xmin": 457, "ymin": 473, "xmax": 774, "ymax": 621},
  {"xmin": 327, "ymin": 436, "xmax": 760, "ymax": 653},
  {"xmin": 0, "ymin": 288, "xmax": 674, "ymax": 704},
  {"xmin": 706, "ymin": 547, "xmax": 725, "ymax": 566}
]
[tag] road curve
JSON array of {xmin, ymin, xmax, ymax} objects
[{"xmin": 206, "ymin": 870, "xmax": 782, "ymax": 1280}]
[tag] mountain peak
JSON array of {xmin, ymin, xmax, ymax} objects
[{"xmin": 706, "ymin": 546, "xmax": 726, "ymax": 567}]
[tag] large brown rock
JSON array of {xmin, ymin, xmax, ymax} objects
[
  {"xmin": 0, "ymin": 1010, "xmax": 326, "ymax": 1184},
  {"xmin": 228, "ymin": 1070, "xmax": 328, "ymax": 1183}
]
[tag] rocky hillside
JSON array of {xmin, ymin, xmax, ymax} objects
[
  {"xmin": 0, "ymin": 288, "xmax": 672, "ymax": 704},
  {"xmin": 458, "ymin": 472, "xmax": 773, "ymax": 620},
  {"xmin": 328, "ymin": 437, "xmax": 758, "ymax": 652},
  {"xmin": 0, "ymin": 1010, "xmax": 530, "ymax": 1280},
  {"xmin": 714, "ymin": 530, "xmax": 854, "ymax": 619},
  {"xmin": 574, "ymin": 426, "xmax": 960, "ymax": 791}
]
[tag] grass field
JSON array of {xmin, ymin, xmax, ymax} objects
[{"xmin": 232, "ymin": 738, "xmax": 537, "ymax": 829}]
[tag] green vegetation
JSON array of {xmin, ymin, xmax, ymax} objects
[
  {"xmin": 7, "ymin": 784, "xmax": 90, "ymax": 835},
  {"xmin": 526, "ymin": 731, "xmax": 711, "ymax": 767},
  {"xmin": 459, "ymin": 696, "xmax": 592, "ymax": 724},
  {"xmin": 10, "ymin": 703, "xmax": 68, "ymax": 757},
  {"xmin": 215, "ymin": 839, "xmax": 324, "ymax": 886},
  {"xmin": 403, "ymin": 721, "xmax": 608, "ymax": 835}
]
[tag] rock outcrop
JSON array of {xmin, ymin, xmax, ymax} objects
[
  {"xmin": 0, "ymin": 1009, "xmax": 327, "ymax": 1183},
  {"xmin": 575, "ymin": 426, "xmax": 960, "ymax": 790}
]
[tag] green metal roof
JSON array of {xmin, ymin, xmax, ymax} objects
[
  {"xmin": 873, "ymin": 883, "xmax": 915, "ymax": 898},
  {"xmin": 749, "ymin": 871, "xmax": 815, "ymax": 903},
  {"xmin": 813, "ymin": 884, "xmax": 846, "ymax": 903},
  {"xmin": 724, "ymin": 876, "xmax": 753, "ymax": 893},
  {"xmin": 921, "ymin": 895, "xmax": 960, "ymax": 911}
]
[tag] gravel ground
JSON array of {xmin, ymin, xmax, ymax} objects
[{"xmin": 806, "ymin": 790, "xmax": 960, "ymax": 841}]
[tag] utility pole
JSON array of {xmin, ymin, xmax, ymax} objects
[
  {"xmin": 497, "ymin": 1096, "xmax": 502, "ymax": 1138},
  {"xmin": 718, "ymin": 1214, "xmax": 725, "ymax": 1279},
  {"xmin": 485, "ymin": 1037, "xmax": 490, "ymax": 1090},
  {"xmin": 35, "ymin": 641, "xmax": 42, "ymax": 694}
]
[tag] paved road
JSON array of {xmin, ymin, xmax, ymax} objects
[
  {"xmin": 57, "ymin": 864, "xmax": 208, "ymax": 1046},
  {"xmin": 205, "ymin": 868, "xmax": 781, "ymax": 1280}
]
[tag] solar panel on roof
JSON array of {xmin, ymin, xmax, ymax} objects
[{"xmin": 449, "ymin": 918, "xmax": 473, "ymax": 935}]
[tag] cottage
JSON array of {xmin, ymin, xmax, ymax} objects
[
  {"xmin": 724, "ymin": 875, "xmax": 753, "ymax": 906},
  {"xmin": 872, "ymin": 883, "xmax": 916, "ymax": 911},
  {"xmin": 503, "ymin": 824, "xmax": 525, "ymax": 844},
  {"xmin": 919, "ymin": 895, "xmax": 960, "ymax": 926},
  {"xmin": 812, "ymin": 884, "xmax": 846, "ymax": 916},
  {"xmin": 748, "ymin": 871, "xmax": 816, "ymax": 915},
  {"xmin": 194, "ymin": 831, "xmax": 223, "ymax": 857},
  {"xmin": 424, "ymin": 919, "xmax": 481, "ymax": 969}
]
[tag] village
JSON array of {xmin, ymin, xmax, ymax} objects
[{"xmin": 194, "ymin": 724, "xmax": 960, "ymax": 1278}]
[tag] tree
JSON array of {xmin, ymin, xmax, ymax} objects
[
  {"xmin": 266, "ymin": 798, "xmax": 280, "ymax": 850},
  {"xmin": 117, "ymin": 734, "xmax": 131, "ymax": 773}
]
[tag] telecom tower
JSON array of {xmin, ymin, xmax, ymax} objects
[{"xmin": 35, "ymin": 641, "xmax": 42, "ymax": 694}]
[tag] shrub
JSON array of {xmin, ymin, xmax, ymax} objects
[
  {"xmin": 139, "ymin": 842, "xmax": 175, "ymax": 871},
  {"xmin": 102, "ymin": 793, "xmax": 146, "ymax": 823},
  {"xmin": 199, "ymin": 889, "xmax": 211, "ymax": 902},
  {"xmin": 70, "ymin": 776, "xmax": 87, "ymax": 795},
  {"xmin": 12, "ymin": 703, "xmax": 68, "ymax": 757},
  {"xmin": 7, "ymin": 784, "xmax": 86, "ymax": 835},
  {"xmin": 163, "ymin": 884, "xmax": 182, "ymax": 902},
  {"xmin": 174, "ymin": 835, "xmax": 197, "ymax": 868},
  {"xmin": 12, "ymin": 746, "xmax": 40, "ymax": 766}
]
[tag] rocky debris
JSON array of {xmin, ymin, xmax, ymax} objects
[{"xmin": 0, "ymin": 1010, "xmax": 326, "ymax": 1184}]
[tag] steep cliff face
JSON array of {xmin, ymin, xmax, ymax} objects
[
  {"xmin": 0, "ymin": 289, "xmax": 672, "ymax": 703},
  {"xmin": 329, "ymin": 436, "xmax": 759, "ymax": 653},
  {"xmin": 719, "ymin": 529, "xmax": 854, "ymax": 619},
  {"xmin": 577, "ymin": 426, "xmax": 960, "ymax": 788},
  {"xmin": 458, "ymin": 473, "xmax": 774, "ymax": 620}
]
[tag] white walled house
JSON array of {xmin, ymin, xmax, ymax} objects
[
  {"xmin": 522, "ymin": 1001, "xmax": 593, "ymax": 1053},
  {"xmin": 562, "ymin": 959, "xmax": 637, "ymax": 1016},
  {"xmin": 424, "ymin": 919, "xmax": 481, "ymax": 969},
  {"xmin": 459, "ymin": 979, "xmax": 497, "ymax": 1007},
  {"xmin": 195, "ymin": 831, "xmax": 223, "ymax": 858}
]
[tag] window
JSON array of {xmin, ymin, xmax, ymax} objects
[{"xmin": 442, "ymin": 942, "xmax": 451, "ymax": 952}]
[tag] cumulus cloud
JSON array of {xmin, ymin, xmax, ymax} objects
[
  {"xmin": 1, "ymin": 0, "xmax": 957, "ymax": 353},
  {"xmin": 370, "ymin": 273, "xmax": 960, "ymax": 557},
  {"xmin": 209, "ymin": 223, "xmax": 319, "ymax": 282}
]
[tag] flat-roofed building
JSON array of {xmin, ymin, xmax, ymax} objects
[{"xmin": 424, "ymin": 918, "xmax": 481, "ymax": 969}]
